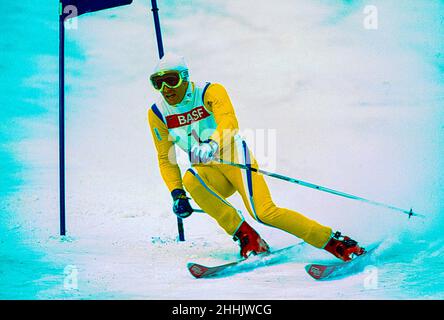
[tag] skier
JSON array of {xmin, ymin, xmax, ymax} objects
[{"xmin": 148, "ymin": 53, "xmax": 365, "ymax": 262}]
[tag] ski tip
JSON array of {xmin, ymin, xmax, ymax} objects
[
  {"xmin": 304, "ymin": 264, "xmax": 316, "ymax": 277},
  {"xmin": 187, "ymin": 263, "xmax": 209, "ymax": 279},
  {"xmin": 305, "ymin": 264, "xmax": 332, "ymax": 280}
]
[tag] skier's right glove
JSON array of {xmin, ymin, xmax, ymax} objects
[{"xmin": 171, "ymin": 189, "xmax": 193, "ymax": 219}]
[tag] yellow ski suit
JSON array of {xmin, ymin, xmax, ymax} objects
[{"xmin": 148, "ymin": 82, "xmax": 332, "ymax": 248}]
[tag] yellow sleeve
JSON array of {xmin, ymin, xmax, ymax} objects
[
  {"xmin": 203, "ymin": 83, "xmax": 239, "ymax": 151},
  {"xmin": 148, "ymin": 106, "xmax": 183, "ymax": 193}
]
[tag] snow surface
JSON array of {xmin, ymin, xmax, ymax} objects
[{"xmin": 1, "ymin": 0, "xmax": 443, "ymax": 299}]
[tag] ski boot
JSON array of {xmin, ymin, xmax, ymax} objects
[
  {"xmin": 233, "ymin": 221, "xmax": 270, "ymax": 258},
  {"xmin": 324, "ymin": 231, "xmax": 366, "ymax": 262}
]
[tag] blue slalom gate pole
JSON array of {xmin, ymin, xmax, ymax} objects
[
  {"xmin": 150, "ymin": 0, "xmax": 185, "ymax": 241},
  {"xmin": 59, "ymin": 6, "xmax": 66, "ymax": 236},
  {"xmin": 58, "ymin": 1, "xmax": 133, "ymax": 236},
  {"xmin": 150, "ymin": 0, "xmax": 164, "ymax": 58}
]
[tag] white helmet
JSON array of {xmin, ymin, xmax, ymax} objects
[{"xmin": 152, "ymin": 52, "xmax": 189, "ymax": 79}]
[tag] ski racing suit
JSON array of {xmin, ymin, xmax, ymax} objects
[{"xmin": 148, "ymin": 82, "xmax": 332, "ymax": 248}]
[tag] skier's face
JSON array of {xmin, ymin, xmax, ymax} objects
[{"xmin": 161, "ymin": 80, "xmax": 188, "ymax": 106}]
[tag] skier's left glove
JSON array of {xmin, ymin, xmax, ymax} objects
[
  {"xmin": 190, "ymin": 139, "xmax": 219, "ymax": 164},
  {"xmin": 171, "ymin": 189, "xmax": 193, "ymax": 218}
]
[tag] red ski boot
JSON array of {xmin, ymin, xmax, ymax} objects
[
  {"xmin": 324, "ymin": 231, "xmax": 366, "ymax": 262},
  {"xmin": 233, "ymin": 221, "xmax": 270, "ymax": 258}
]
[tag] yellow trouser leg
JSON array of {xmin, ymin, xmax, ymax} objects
[
  {"xmin": 219, "ymin": 140, "xmax": 332, "ymax": 248},
  {"xmin": 182, "ymin": 167, "xmax": 244, "ymax": 236}
]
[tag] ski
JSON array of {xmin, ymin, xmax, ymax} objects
[
  {"xmin": 187, "ymin": 244, "xmax": 302, "ymax": 279},
  {"xmin": 305, "ymin": 243, "xmax": 380, "ymax": 281}
]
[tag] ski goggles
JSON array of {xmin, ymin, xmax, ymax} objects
[{"xmin": 150, "ymin": 70, "xmax": 189, "ymax": 91}]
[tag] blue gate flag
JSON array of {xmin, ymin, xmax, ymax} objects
[{"xmin": 61, "ymin": 0, "xmax": 133, "ymax": 17}]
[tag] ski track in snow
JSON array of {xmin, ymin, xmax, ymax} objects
[{"xmin": 1, "ymin": 0, "xmax": 443, "ymax": 299}]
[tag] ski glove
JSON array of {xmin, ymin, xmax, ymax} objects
[
  {"xmin": 171, "ymin": 189, "xmax": 193, "ymax": 218},
  {"xmin": 190, "ymin": 139, "xmax": 219, "ymax": 164}
]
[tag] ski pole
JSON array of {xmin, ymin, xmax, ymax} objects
[
  {"xmin": 177, "ymin": 215, "xmax": 185, "ymax": 241},
  {"xmin": 216, "ymin": 159, "xmax": 425, "ymax": 219}
]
